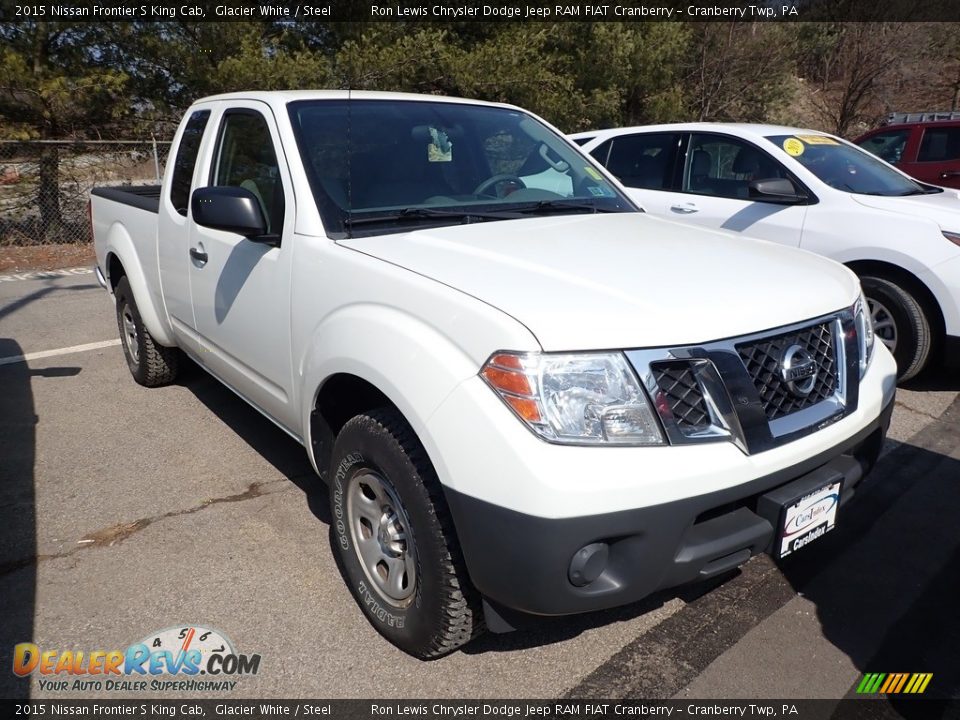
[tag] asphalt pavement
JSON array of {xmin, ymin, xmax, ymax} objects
[{"xmin": 0, "ymin": 269, "xmax": 957, "ymax": 705}]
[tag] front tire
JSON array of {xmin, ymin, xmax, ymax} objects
[
  {"xmin": 329, "ymin": 408, "xmax": 482, "ymax": 658},
  {"xmin": 860, "ymin": 275, "xmax": 933, "ymax": 382},
  {"xmin": 114, "ymin": 276, "xmax": 180, "ymax": 387}
]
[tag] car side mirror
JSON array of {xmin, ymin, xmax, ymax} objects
[
  {"xmin": 191, "ymin": 186, "xmax": 268, "ymax": 238},
  {"xmin": 748, "ymin": 178, "xmax": 807, "ymax": 204}
]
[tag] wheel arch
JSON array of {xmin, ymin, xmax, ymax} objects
[
  {"xmin": 309, "ymin": 373, "xmax": 398, "ymax": 482},
  {"xmin": 101, "ymin": 222, "xmax": 176, "ymax": 346}
]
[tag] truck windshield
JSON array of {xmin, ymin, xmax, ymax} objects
[
  {"xmin": 766, "ymin": 134, "xmax": 938, "ymax": 197},
  {"xmin": 288, "ymin": 99, "xmax": 637, "ymax": 236}
]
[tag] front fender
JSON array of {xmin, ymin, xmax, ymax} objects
[
  {"xmin": 298, "ymin": 302, "xmax": 523, "ymax": 481},
  {"xmin": 103, "ymin": 222, "xmax": 176, "ymax": 347}
]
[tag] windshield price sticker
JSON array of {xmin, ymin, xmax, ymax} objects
[
  {"xmin": 796, "ymin": 135, "xmax": 840, "ymax": 145},
  {"xmin": 782, "ymin": 138, "xmax": 805, "ymax": 156}
]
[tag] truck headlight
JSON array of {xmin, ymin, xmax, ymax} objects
[
  {"xmin": 854, "ymin": 290, "xmax": 875, "ymax": 378},
  {"xmin": 480, "ymin": 351, "xmax": 664, "ymax": 445}
]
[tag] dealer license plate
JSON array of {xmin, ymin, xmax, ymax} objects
[{"xmin": 777, "ymin": 481, "xmax": 842, "ymax": 558}]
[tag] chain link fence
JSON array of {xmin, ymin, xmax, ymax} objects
[{"xmin": 0, "ymin": 140, "xmax": 172, "ymax": 246}]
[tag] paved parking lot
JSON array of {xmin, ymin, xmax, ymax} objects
[{"xmin": 1, "ymin": 269, "xmax": 958, "ymax": 702}]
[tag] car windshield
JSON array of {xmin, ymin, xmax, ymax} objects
[
  {"xmin": 288, "ymin": 99, "xmax": 636, "ymax": 236},
  {"xmin": 765, "ymin": 134, "xmax": 934, "ymax": 196}
]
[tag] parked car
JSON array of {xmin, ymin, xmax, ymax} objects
[
  {"xmin": 571, "ymin": 123, "xmax": 960, "ymax": 380},
  {"xmin": 855, "ymin": 119, "xmax": 960, "ymax": 189},
  {"xmin": 91, "ymin": 92, "xmax": 896, "ymax": 658}
]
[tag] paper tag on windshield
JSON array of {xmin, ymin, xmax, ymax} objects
[
  {"xmin": 796, "ymin": 135, "xmax": 839, "ymax": 145},
  {"xmin": 427, "ymin": 127, "xmax": 452, "ymax": 162}
]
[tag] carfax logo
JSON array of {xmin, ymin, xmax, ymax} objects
[{"xmin": 12, "ymin": 625, "xmax": 261, "ymax": 692}]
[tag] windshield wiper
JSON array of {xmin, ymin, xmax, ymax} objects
[
  {"xmin": 896, "ymin": 187, "xmax": 944, "ymax": 196},
  {"xmin": 512, "ymin": 199, "xmax": 624, "ymax": 215},
  {"xmin": 345, "ymin": 206, "xmax": 522, "ymax": 227}
]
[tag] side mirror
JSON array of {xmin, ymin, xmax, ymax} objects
[
  {"xmin": 191, "ymin": 186, "xmax": 268, "ymax": 237},
  {"xmin": 748, "ymin": 178, "xmax": 807, "ymax": 204}
]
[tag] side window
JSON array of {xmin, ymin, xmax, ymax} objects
[
  {"xmin": 604, "ymin": 133, "xmax": 679, "ymax": 190},
  {"xmin": 169, "ymin": 110, "xmax": 210, "ymax": 217},
  {"xmin": 211, "ymin": 111, "xmax": 285, "ymax": 234},
  {"xmin": 857, "ymin": 130, "xmax": 909, "ymax": 163},
  {"xmin": 683, "ymin": 133, "xmax": 786, "ymax": 199},
  {"xmin": 571, "ymin": 136, "xmax": 594, "ymax": 147},
  {"xmin": 917, "ymin": 127, "xmax": 960, "ymax": 163}
]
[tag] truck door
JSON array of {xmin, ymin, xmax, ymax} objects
[
  {"xmin": 158, "ymin": 108, "xmax": 211, "ymax": 332},
  {"xmin": 186, "ymin": 102, "xmax": 297, "ymax": 433}
]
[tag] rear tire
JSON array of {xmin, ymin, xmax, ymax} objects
[
  {"xmin": 114, "ymin": 276, "xmax": 180, "ymax": 387},
  {"xmin": 860, "ymin": 275, "xmax": 932, "ymax": 382},
  {"xmin": 329, "ymin": 407, "xmax": 482, "ymax": 658}
]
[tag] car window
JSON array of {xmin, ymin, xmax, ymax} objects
[
  {"xmin": 169, "ymin": 110, "xmax": 210, "ymax": 217},
  {"xmin": 603, "ymin": 133, "xmax": 680, "ymax": 190},
  {"xmin": 571, "ymin": 136, "xmax": 594, "ymax": 146},
  {"xmin": 766, "ymin": 134, "xmax": 928, "ymax": 196},
  {"xmin": 589, "ymin": 139, "xmax": 612, "ymax": 166},
  {"xmin": 287, "ymin": 100, "xmax": 635, "ymax": 236},
  {"xmin": 857, "ymin": 130, "xmax": 910, "ymax": 164},
  {"xmin": 683, "ymin": 134, "xmax": 786, "ymax": 199},
  {"xmin": 917, "ymin": 127, "xmax": 960, "ymax": 163},
  {"xmin": 211, "ymin": 110, "xmax": 285, "ymax": 234}
]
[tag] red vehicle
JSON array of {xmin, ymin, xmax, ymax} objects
[{"xmin": 855, "ymin": 115, "xmax": 960, "ymax": 189}]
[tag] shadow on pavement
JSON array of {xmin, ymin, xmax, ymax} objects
[
  {"xmin": 900, "ymin": 363, "xmax": 960, "ymax": 393},
  {"xmin": 0, "ymin": 340, "xmax": 38, "ymax": 698},
  {"xmin": 179, "ymin": 362, "xmax": 330, "ymax": 524},
  {"xmin": 779, "ymin": 397, "xmax": 960, "ymax": 708},
  {"xmin": 0, "ymin": 282, "xmax": 98, "ymax": 323}
]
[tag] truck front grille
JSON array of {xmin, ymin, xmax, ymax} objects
[
  {"xmin": 736, "ymin": 322, "xmax": 838, "ymax": 421},
  {"xmin": 652, "ymin": 362, "xmax": 710, "ymax": 432},
  {"xmin": 626, "ymin": 309, "xmax": 855, "ymax": 455}
]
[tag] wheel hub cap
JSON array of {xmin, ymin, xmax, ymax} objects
[
  {"xmin": 121, "ymin": 305, "xmax": 140, "ymax": 365},
  {"xmin": 868, "ymin": 298, "xmax": 898, "ymax": 354},
  {"xmin": 346, "ymin": 470, "xmax": 417, "ymax": 606}
]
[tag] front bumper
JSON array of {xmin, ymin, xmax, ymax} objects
[{"xmin": 444, "ymin": 396, "xmax": 893, "ymax": 620}]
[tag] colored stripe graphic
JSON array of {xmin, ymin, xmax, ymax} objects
[{"xmin": 857, "ymin": 673, "xmax": 932, "ymax": 694}]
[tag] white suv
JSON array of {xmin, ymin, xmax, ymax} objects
[{"xmin": 572, "ymin": 124, "xmax": 960, "ymax": 380}]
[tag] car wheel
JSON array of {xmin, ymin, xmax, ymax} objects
[
  {"xmin": 860, "ymin": 275, "xmax": 932, "ymax": 382},
  {"xmin": 329, "ymin": 407, "xmax": 482, "ymax": 658},
  {"xmin": 114, "ymin": 276, "xmax": 180, "ymax": 387}
]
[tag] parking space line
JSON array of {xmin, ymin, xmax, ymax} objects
[{"xmin": 0, "ymin": 339, "xmax": 120, "ymax": 366}]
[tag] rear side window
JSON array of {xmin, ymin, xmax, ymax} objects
[
  {"xmin": 605, "ymin": 133, "xmax": 680, "ymax": 190},
  {"xmin": 917, "ymin": 127, "xmax": 960, "ymax": 162},
  {"xmin": 169, "ymin": 110, "xmax": 210, "ymax": 216}
]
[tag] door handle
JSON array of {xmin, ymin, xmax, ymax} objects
[
  {"xmin": 670, "ymin": 202, "xmax": 700, "ymax": 214},
  {"xmin": 940, "ymin": 171, "xmax": 960, "ymax": 179},
  {"xmin": 189, "ymin": 246, "xmax": 208, "ymax": 265}
]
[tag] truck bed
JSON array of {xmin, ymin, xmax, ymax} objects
[{"xmin": 91, "ymin": 185, "xmax": 162, "ymax": 214}]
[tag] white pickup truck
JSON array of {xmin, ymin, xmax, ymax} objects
[{"xmin": 92, "ymin": 91, "xmax": 897, "ymax": 659}]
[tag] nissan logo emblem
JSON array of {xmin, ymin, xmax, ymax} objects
[{"xmin": 781, "ymin": 344, "xmax": 818, "ymax": 398}]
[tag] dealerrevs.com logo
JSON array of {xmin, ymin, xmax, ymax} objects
[{"xmin": 12, "ymin": 625, "xmax": 261, "ymax": 693}]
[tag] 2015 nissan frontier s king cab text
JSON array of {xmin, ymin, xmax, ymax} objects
[{"xmin": 91, "ymin": 91, "xmax": 897, "ymax": 659}]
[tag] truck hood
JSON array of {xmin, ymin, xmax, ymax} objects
[
  {"xmin": 851, "ymin": 188, "xmax": 960, "ymax": 232},
  {"xmin": 339, "ymin": 213, "xmax": 859, "ymax": 351}
]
